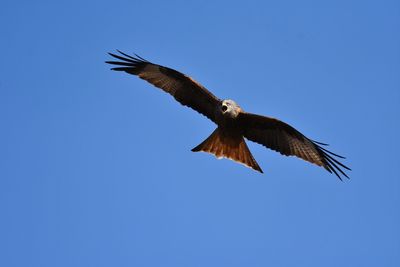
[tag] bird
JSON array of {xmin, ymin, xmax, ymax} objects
[{"xmin": 106, "ymin": 51, "xmax": 350, "ymax": 180}]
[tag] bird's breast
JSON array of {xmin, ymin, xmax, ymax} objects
[{"xmin": 215, "ymin": 111, "xmax": 242, "ymax": 132}]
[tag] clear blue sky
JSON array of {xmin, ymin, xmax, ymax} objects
[{"xmin": 1, "ymin": 0, "xmax": 399, "ymax": 266}]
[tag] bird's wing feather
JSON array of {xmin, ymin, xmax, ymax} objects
[
  {"xmin": 106, "ymin": 51, "xmax": 221, "ymax": 123},
  {"xmin": 238, "ymin": 112, "xmax": 350, "ymax": 180}
]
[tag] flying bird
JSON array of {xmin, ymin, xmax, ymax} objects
[{"xmin": 106, "ymin": 51, "xmax": 350, "ymax": 179}]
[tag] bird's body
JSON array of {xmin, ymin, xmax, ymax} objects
[
  {"xmin": 106, "ymin": 51, "xmax": 350, "ymax": 179},
  {"xmin": 191, "ymin": 99, "xmax": 263, "ymax": 172}
]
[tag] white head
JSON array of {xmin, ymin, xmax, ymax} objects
[{"xmin": 221, "ymin": 99, "xmax": 241, "ymax": 118}]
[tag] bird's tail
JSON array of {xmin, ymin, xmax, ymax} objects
[{"xmin": 191, "ymin": 128, "xmax": 263, "ymax": 173}]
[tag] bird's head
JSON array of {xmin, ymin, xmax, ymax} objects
[{"xmin": 221, "ymin": 99, "xmax": 241, "ymax": 118}]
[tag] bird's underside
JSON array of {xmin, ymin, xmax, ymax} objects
[{"xmin": 106, "ymin": 51, "xmax": 351, "ymax": 180}]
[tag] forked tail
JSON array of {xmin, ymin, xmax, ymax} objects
[{"xmin": 191, "ymin": 128, "xmax": 263, "ymax": 173}]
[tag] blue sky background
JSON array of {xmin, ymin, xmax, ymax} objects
[{"xmin": 1, "ymin": 0, "xmax": 399, "ymax": 266}]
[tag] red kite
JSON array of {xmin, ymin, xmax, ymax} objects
[{"xmin": 106, "ymin": 51, "xmax": 350, "ymax": 179}]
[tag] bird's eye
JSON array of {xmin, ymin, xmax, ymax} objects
[{"xmin": 222, "ymin": 105, "xmax": 228, "ymax": 112}]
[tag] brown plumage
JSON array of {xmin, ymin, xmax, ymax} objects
[
  {"xmin": 191, "ymin": 128, "xmax": 263, "ymax": 173},
  {"xmin": 106, "ymin": 51, "xmax": 351, "ymax": 180}
]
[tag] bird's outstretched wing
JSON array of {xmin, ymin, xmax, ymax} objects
[
  {"xmin": 106, "ymin": 51, "xmax": 221, "ymax": 123},
  {"xmin": 238, "ymin": 112, "xmax": 350, "ymax": 180}
]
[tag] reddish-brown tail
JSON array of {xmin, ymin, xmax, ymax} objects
[{"xmin": 191, "ymin": 128, "xmax": 263, "ymax": 173}]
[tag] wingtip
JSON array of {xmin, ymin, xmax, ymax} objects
[
  {"xmin": 107, "ymin": 52, "xmax": 116, "ymax": 57},
  {"xmin": 116, "ymin": 49, "xmax": 125, "ymax": 55}
]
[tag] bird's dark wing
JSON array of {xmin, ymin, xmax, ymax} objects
[
  {"xmin": 106, "ymin": 51, "xmax": 221, "ymax": 123},
  {"xmin": 238, "ymin": 112, "xmax": 350, "ymax": 180}
]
